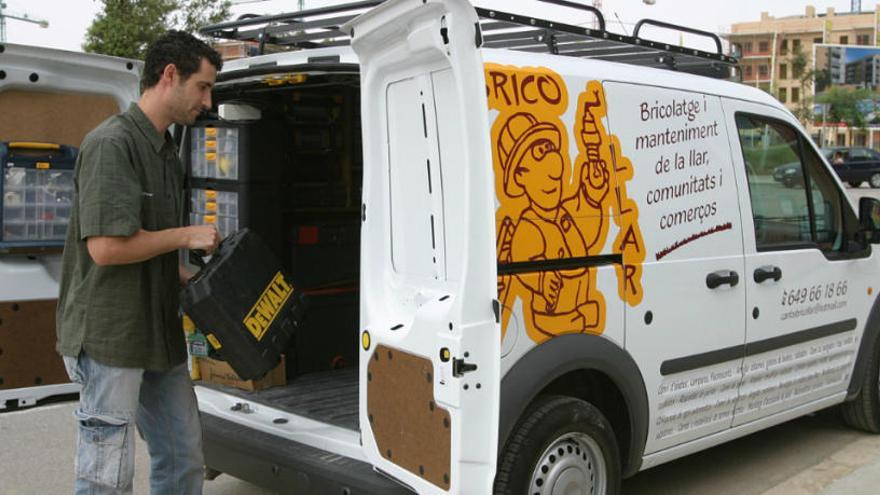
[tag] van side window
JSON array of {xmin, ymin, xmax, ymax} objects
[
  {"xmin": 734, "ymin": 114, "xmax": 848, "ymax": 253},
  {"xmin": 735, "ymin": 115, "xmax": 810, "ymax": 248},
  {"xmin": 803, "ymin": 146, "xmax": 844, "ymax": 250}
]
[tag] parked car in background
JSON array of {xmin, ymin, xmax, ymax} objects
[
  {"xmin": 772, "ymin": 161, "xmax": 803, "ymax": 188},
  {"xmin": 821, "ymin": 147, "xmax": 880, "ymax": 188}
]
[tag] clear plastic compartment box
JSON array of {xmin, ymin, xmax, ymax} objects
[{"xmin": 1, "ymin": 142, "xmax": 77, "ymax": 250}]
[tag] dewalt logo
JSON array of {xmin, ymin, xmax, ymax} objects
[{"xmin": 243, "ymin": 272, "xmax": 293, "ymax": 341}]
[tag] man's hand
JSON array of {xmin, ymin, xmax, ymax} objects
[{"xmin": 184, "ymin": 225, "xmax": 221, "ymax": 254}]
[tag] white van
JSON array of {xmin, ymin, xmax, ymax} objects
[
  {"xmin": 7, "ymin": 0, "xmax": 880, "ymax": 493},
  {"xmin": 185, "ymin": 1, "xmax": 880, "ymax": 493}
]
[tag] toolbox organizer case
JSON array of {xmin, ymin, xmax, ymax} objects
[
  {"xmin": 0, "ymin": 142, "xmax": 77, "ymax": 251},
  {"xmin": 181, "ymin": 228, "xmax": 302, "ymax": 380},
  {"xmin": 185, "ymin": 119, "xmax": 287, "ymax": 183},
  {"xmin": 187, "ymin": 178, "xmax": 286, "ymax": 258}
]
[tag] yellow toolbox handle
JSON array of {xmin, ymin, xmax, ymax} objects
[{"xmin": 8, "ymin": 142, "xmax": 61, "ymax": 150}]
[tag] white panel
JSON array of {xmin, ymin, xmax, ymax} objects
[
  {"xmin": 0, "ymin": 255, "xmax": 61, "ymax": 301},
  {"xmin": 604, "ymin": 87, "xmax": 743, "ymax": 261},
  {"xmin": 603, "ymin": 82, "xmax": 747, "ymax": 453},
  {"xmin": 722, "ymin": 98, "xmax": 874, "ymax": 427},
  {"xmin": 0, "ymin": 43, "xmax": 141, "ymax": 111},
  {"xmin": 351, "ymin": 1, "xmax": 499, "ymax": 492},
  {"xmin": 387, "ymin": 77, "xmax": 442, "ymax": 280},
  {"xmin": 736, "ymin": 332, "xmax": 857, "ymax": 423},
  {"xmin": 195, "ymin": 386, "xmax": 365, "ymax": 461},
  {"xmin": 431, "ymin": 68, "xmax": 464, "ymax": 281},
  {"xmin": 0, "ymin": 383, "xmax": 80, "ymax": 409}
]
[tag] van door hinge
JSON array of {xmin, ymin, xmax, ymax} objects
[{"xmin": 452, "ymin": 358, "xmax": 477, "ymax": 377}]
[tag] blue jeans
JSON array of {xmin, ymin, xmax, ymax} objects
[{"xmin": 63, "ymin": 352, "xmax": 204, "ymax": 495}]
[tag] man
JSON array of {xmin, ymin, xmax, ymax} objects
[{"xmin": 56, "ymin": 31, "xmax": 222, "ymax": 494}]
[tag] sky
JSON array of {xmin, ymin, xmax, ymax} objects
[
  {"xmin": 3, "ymin": 0, "xmax": 880, "ymax": 55},
  {"xmin": 845, "ymin": 45, "xmax": 880, "ymax": 61}
]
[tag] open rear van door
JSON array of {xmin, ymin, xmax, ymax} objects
[
  {"xmin": 0, "ymin": 43, "xmax": 141, "ymax": 148},
  {"xmin": 0, "ymin": 44, "xmax": 139, "ymax": 409},
  {"xmin": 347, "ymin": 0, "xmax": 500, "ymax": 492}
]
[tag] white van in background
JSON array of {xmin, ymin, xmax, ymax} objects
[{"xmin": 0, "ymin": 45, "xmax": 141, "ymax": 409}]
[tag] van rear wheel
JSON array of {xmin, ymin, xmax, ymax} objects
[
  {"xmin": 870, "ymin": 173, "xmax": 880, "ymax": 188},
  {"xmin": 849, "ymin": 181, "xmax": 863, "ymax": 188},
  {"xmin": 494, "ymin": 395, "xmax": 620, "ymax": 495}
]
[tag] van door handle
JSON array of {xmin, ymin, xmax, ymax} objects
[
  {"xmin": 706, "ymin": 270, "xmax": 739, "ymax": 289},
  {"xmin": 753, "ymin": 265, "xmax": 782, "ymax": 284}
]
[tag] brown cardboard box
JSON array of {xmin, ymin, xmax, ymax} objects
[{"xmin": 197, "ymin": 355, "xmax": 286, "ymax": 391}]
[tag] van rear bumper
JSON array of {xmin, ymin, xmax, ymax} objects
[{"xmin": 201, "ymin": 413, "xmax": 413, "ymax": 494}]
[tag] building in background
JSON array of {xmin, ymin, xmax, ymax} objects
[
  {"xmin": 845, "ymin": 52, "xmax": 880, "ymax": 86},
  {"xmin": 727, "ymin": 5, "xmax": 880, "ymax": 148},
  {"xmin": 824, "ymin": 46, "xmax": 846, "ymax": 85}
]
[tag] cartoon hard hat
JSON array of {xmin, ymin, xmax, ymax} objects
[{"xmin": 497, "ymin": 112, "xmax": 562, "ymax": 197}]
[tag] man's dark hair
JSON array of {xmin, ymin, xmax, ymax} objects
[{"xmin": 141, "ymin": 31, "xmax": 223, "ymax": 91}]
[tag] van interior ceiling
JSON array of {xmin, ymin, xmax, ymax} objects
[{"xmin": 189, "ymin": 72, "xmax": 362, "ymax": 430}]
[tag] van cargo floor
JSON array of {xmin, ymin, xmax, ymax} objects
[{"xmin": 198, "ymin": 367, "xmax": 359, "ymax": 431}]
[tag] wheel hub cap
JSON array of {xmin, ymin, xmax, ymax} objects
[{"xmin": 529, "ymin": 432, "xmax": 606, "ymax": 495}]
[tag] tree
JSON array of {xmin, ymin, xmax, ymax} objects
[
  {"xmin": 171, "ymin": 0, "xmax": 232, "ymax": 35},
  {"xmin": 788, "ymin": 47, "xmax": 824, "ymax": 125},
  {"xmin": 815, "ymin": 86, "xmax": 878, "ymax": 129},
  {"xmin": 84, "ymin": 0, "xmax": 231, "ymax": 59}
]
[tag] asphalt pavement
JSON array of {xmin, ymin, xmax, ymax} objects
[
  {"xmin": 0, "ymin": 400, "xmax": 272, "ymax": 495},
  {"xmin": 3, "ymin": 400, "xmax": 880, "ymax": 494}
]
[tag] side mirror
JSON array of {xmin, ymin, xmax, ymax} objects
[{"xmin": 859, "ymin": 197, "xmax": 880, "ymax": 243}]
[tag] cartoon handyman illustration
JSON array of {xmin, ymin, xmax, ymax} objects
[
  {"xmin": 488, "ymin": 64, "xmax": 644, "ymax": 345},
  {"xmin": 566, "ymin": 91, "xmax": 611, "ymax": 245},
  {"xmin": 496, "ymin": 112, "xmax": 602, "ymax": 335}
]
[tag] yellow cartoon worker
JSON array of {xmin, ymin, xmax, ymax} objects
[
  {"xmin": 499, "ymin": 112, "xmax": 599, "ymax": 336},
  {"xmin": 565, "ymin": 91, "xmax": 611, "ymax": 253}
]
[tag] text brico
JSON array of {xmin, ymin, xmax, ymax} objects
[{"xmin": 243, "ymin": 272, "xmax": 293, "ymax": 341}]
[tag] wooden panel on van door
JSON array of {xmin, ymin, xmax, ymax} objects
[
  {"xmin": 367, "ymin": 344, "xmax": 451, "ymax": 490},
  {"xmin": 0, "ymin": 90, "xmax": 120, "ymax": 147},
  {"xmin": 0, "ymin": 299, "xmax": 68, "ymax": 389}
]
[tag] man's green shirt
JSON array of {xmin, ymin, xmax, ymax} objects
[{"xmin": 56, "ymin": 103, "xmax": 186, "ymax": 370}]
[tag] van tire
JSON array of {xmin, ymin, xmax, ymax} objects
[
  {"xmin": 841, "ymin": 333, "xmax": 880, "ymax": 433},
  {"xmin": 493, "ymin": 395, "xmax": 620, "ymax": 495}
]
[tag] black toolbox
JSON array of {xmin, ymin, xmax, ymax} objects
[
  {"xmin": 181, "ymin": 229, "xmax": 302, "ymax": 380},
  {"xmin": 291, "ymin": 288, "xmax": 358, "ymax": 376}
]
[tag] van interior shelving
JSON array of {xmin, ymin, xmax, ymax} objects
[
  {"xmin": 192, "ymin": 0, "xmax": 737, "ymax": 430},
  {"xmin": 188, "ymin": 77, "xmax": 364, "ymax": 426}
]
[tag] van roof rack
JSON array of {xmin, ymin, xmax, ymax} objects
[{"xmin": 200, "ymin": 0, "xmax": 737, "ymax": 79}]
